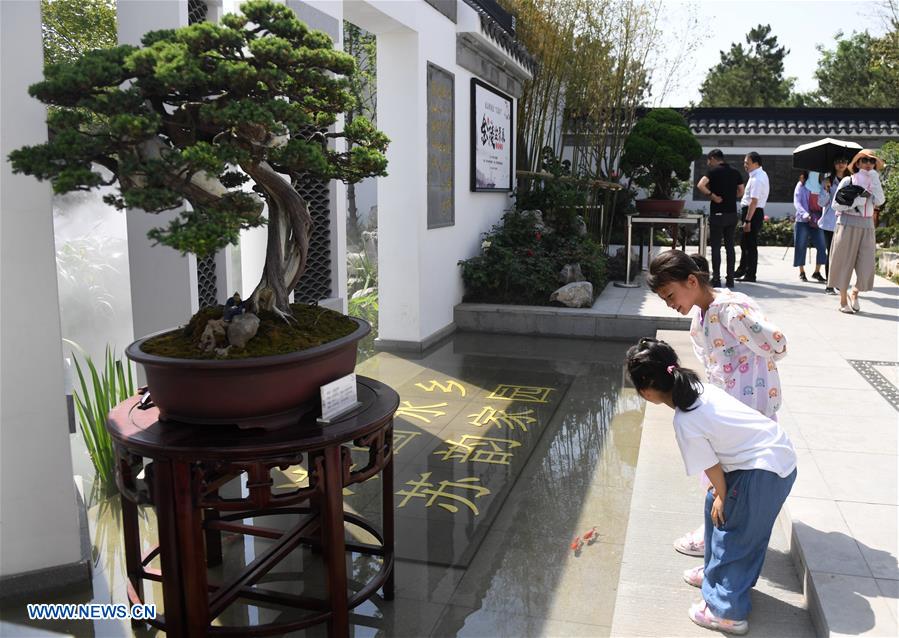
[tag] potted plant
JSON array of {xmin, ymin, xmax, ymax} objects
[
  {"xmin": 620, "ymin": 108, "xmax": 701, "ymax": 217},
  {"xmin": 9, "ymin": 1, "xmax": 389, "ymax": 426}
]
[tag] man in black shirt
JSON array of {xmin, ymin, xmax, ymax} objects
[{"xmin": 697, "ymin": 149, "xmax": 744, "ymax": 287}]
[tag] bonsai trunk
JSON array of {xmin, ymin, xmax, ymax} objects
[
  {"xmin": 242, "ymin": 161, "xmax": 313, "ymax": 315},
  {"xmin": 347, "ymin": 180, "xmax": 361, "ymax": 248}
]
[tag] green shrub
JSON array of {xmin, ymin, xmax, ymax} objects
[
  {"xmin": 459, "ymin": 210, "xmax": 607, "ymax": 305},
  {"xmin": 754, "ymin": 217, "xmax": 793, "ymax": 246},
  {"xmin": 876, "ymin": 226, "xmax": 899, "ymax": 249},
  {"xmin": 879, "ymin": 141, "xmax": 898, "ymax": 229}
]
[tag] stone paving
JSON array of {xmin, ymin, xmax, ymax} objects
[{"xmin": 609, "ymin": 246, "xmax": 899, "ymax": 637}]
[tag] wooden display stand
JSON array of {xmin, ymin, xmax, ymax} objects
[{"xmin": 106, "ymin": 376, "xmax": 400, "ymax": 637}]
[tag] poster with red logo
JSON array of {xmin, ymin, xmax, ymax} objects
[{"xmin": 471, "ymin": 79, "xmax": 513, "ymax": 192}]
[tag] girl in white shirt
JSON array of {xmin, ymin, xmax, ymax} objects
[
  {"xmin": 648, "ymin": 250, "xmax": 788, "ymax": 558},
  {"xmin": 627, "ymin": 338, "xmax": 797, "ymax": 635}
]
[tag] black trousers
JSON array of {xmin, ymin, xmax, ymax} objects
[
  {"xmin": 823, "ymin": 229, "xmax": 834, "ymax": 279},
  {"xmin": 709, "ymin": 223, "xmax": 737, "ymax": 280},
  {"xmin": 737, "ymin": 207, "xmax": 764, "ymax": 278}
]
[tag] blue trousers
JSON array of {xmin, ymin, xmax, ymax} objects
[
  {"xmin": 793, "ymin": 222, "xmax": 827, "ymax": 267},
  {"xmin": 702, "ymin": 468, "xmax": 797, "ymax": 620}
]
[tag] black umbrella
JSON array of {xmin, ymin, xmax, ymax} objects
[{"xmin": 792, "ymin": 138, "xmax": 862, "ymax": 173}]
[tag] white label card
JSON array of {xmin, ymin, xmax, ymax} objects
[{"xmin": 320, "ymin": 372, "xmax": 358, "ymax": 421}]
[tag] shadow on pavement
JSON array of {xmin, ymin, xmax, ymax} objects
[{"xmin": 792, "ymin": 522, "xmax": 898, "ymax": 635}]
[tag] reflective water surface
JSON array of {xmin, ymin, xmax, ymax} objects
[{"xmin": 1, "ymin": 333, "xmax": 644, "ymax": 637}]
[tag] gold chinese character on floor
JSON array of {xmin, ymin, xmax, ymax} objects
[
  {"xmin": 393, "ymin": 430, "xmax": 422, "ymax": 454},
  {"xmin": 396, "ymin": 472, "xmax": 491, "ymax": 515},
  {"xmin": 396, "ymin": 401, "xmax": 448, "ymax": 424},
  {"xmin": 467, "ymin": 406, "xmax": 537, "ymax": 432},
  {"xmin": 414, "ymin": 379, "xmax": 467, "ymax": 397},
  {"xmin": 433, "ymin": 434, "xmax": 521, "ymax": 465},
  {"xmin": 487, "ymin": 384, "xmax": 555, "ymax": 403}
]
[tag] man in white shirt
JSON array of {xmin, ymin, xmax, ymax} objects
[{"xmin": 734, "ymin": 152, "xmax": 770, "ymax": 283}]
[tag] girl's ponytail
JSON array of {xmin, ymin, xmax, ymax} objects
[
  {"xmin": 626, "ymin": 338, "xmax": 702, "ymax": 411},
  {"xmin": 669, "ymin": 365, "xmax": 702, "ymax": 411}
]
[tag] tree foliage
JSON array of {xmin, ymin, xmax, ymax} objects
[
  {"xmin": 813, "ymin": 32, "xmax": 897, "ymax": 107},
  {"xmin": 698, "ymin": 24, "xmax": 795, "ymax": 107},
  {"xmin": 879, "ymin": 141, "xmax": 899, "ymax": 230},
  {"xmin": 41, "ymin": 0, "xmax": 117, "ymax": 68},
  {"xmin": 506, "ymin": 0, "xmax": 656, "ymax": 174},
  {"xmin": 10, "ymin": 1, "xmax": 389, "ymax": 311},
  {"xmin": 343, "ymin": 21, "xmax": 377, "ymax": 246},
  {"xmin": 620, "ymin": 108, "xmax": 701, "ymax": 199}
]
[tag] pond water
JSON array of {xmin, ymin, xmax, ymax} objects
[{"xmin": 0, "ymin": 332, "xmax": 645, "ymax": 638}]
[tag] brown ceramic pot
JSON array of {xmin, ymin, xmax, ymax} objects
[
  {"xmin": 125, "ymin": 317, "xmax": 370, "ymax": 427},
  {"xmin": 635, "ymin": 199, "xmax": 685, "ymax": 217}
]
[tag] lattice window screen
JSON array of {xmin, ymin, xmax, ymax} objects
[
  {"xmin": 293, "ymin": 169, "xmax": 333, "ymax": 304},
  {"xmin": 188, "ymin": 0, "xmax": 208, "ymax": 24},
  {"xmin": 189, "ymin": 0, "xmax": 218, "ymax": 308}
]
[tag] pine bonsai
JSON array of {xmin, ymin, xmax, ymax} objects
[
  {"xmin": 620, "ymin": 108, "xmax": 701, "ymax": 200},
  {"xmin": 10, "ymin": 0, "xmax": 388, "ymax": 346}
]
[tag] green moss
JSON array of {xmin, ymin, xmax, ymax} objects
[{"xmin": 141, "ymin": 304, "xmax": 359, "ymax": 359}]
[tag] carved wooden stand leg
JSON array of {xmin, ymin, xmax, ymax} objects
[
  {"xmin": 118, "ymin": 451, "xmax": 145, "ymax": 629},
  {"xmin": 322, "ymin": 445, "xmax": 349, "ymax": 637},
  {"xmin": 382, "ymin": 449, "xmax": 395, "ymax": 601},
  {"xmin": 172, "ymin": 461, "xmax": 209, "ymax": 637}
]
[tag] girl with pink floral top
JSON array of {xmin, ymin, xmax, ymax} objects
[{"xmin": 647, "ymin": 250, "xmax": 788, "ymax": 557}]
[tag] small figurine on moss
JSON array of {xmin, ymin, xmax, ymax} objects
[{"xmin": 223, "ymin": 292, "xmax": 248, "ymax": 322}]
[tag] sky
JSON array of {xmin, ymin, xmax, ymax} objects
[{"xmin": 655, "ymin": 0, "xmax": 892, "ymax": 106}]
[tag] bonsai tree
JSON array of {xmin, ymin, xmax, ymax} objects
[
  {"xmin": 10, "ymin": 0, "xmax": 388, "ymax": 327},
  {"xmin": 619, "ymin": 108, "xmax": 701, "ymax": 199}
]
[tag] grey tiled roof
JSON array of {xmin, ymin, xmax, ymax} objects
[
  {"xmin": 687, "ymin": 108, "xmax": 899, "ymax": 137},
  {"xmin": 461, "ymin": 0, "xmax": 538, "ymax": 74}
]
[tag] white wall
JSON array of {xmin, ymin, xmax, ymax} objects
[
  {"xmin": 1, "ymin": 0, "xmax": 83, "ymax": 577},
  {"xmin": 350, "ymin": 0, "xmax": 522, "ymax": 344},
  {"xmin": 117, "ymin": 1, "xmax": 197, "ymax": 346}
]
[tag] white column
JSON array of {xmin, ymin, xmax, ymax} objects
[
  {"xmin": 288, "ymin": 0, "xmax": 347, "ymax": 311},
  {"xmin": 0, "ymin": 0, "xmax": 85, "ymax": 583},
  {"xmin": 376, "ymin": 30, "xmax": 424, "ymax": 342},
  {"xmin": 117, "ymin": 0, "xmax": 196, "ymax": 343}
]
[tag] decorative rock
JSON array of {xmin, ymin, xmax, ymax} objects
[
  {"xmin": 525, "ymin": 209, "xmax": 555, "ymax": 236},
  {"xmin": 550, "ymin": 281, "xmax": 593, "ymax": 308},
  {"xmin": 361, "ymin": 230, "xmax": 378, "ymax": 262},
  {"xmin": 227, "ymin": 312, "xmax": 260, "ymax": 349},
  {"xmin": 559, "ymin": 263, "xmax": 585, "ymax": 284},
  {"xmin": 199, "ymin": 318, "xmax": 227, "ymax": 353},
  {"xmin": 575, "ymin": 215, "xmax": 588, "ymax": 236}
]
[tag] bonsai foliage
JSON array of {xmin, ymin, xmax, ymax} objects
[
  {"xmin": 10, "ymin": 0, "xmax": 388, "ymax": 317},
  {"xmin": 620, "ymin": 108, "xmax": 701, "ymax": 200}
]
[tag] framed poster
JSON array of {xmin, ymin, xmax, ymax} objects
[
  {"xmin": 470, "ymin": 78, "xmax": 513, "ymax": 192},
  {"xmin": 427, "ymin": 63, "xmax": 455, "ymax": 228}
]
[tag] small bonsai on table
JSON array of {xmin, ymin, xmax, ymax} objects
[
  {"xmin": 10, "ymin": 0, "xmax": 389, "ymax": 358},
  {"xmin": 620, "ymin": 108, "xmax": 701, "ymax": 213}
]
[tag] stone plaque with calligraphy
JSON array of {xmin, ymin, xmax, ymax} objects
[{"xmin": 427, "ymin": 63, "xmax": 455, "ymax": 229}]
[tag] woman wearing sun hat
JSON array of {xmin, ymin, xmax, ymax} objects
[{"xmin": 828, "ymin": 149, "xmax": 885, "ymax": 314}]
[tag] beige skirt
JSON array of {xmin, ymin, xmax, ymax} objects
[{"xmin": 827, "ymin": 223, "xmax": 875, "ymax": 292}]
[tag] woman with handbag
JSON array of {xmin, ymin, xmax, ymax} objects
[
  {"xmin": 792, "ymin": 171, "xmax": 827, "ymax": 283},
  {"xmin": 818, "ymin": 156, "xmax": 852, "ymax": 295},
  {"xmin": 828, "ymin": 149, "xmax": 886, "ymax": 314}
]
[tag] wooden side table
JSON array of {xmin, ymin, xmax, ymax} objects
[{"xmin": 106, "ymin": 376, "xmax": 400, "ymax": 637}]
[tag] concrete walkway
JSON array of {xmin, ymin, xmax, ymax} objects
[{"xmin": 611, "ymin": 246, "xmax": 899, "ymax": 636}]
